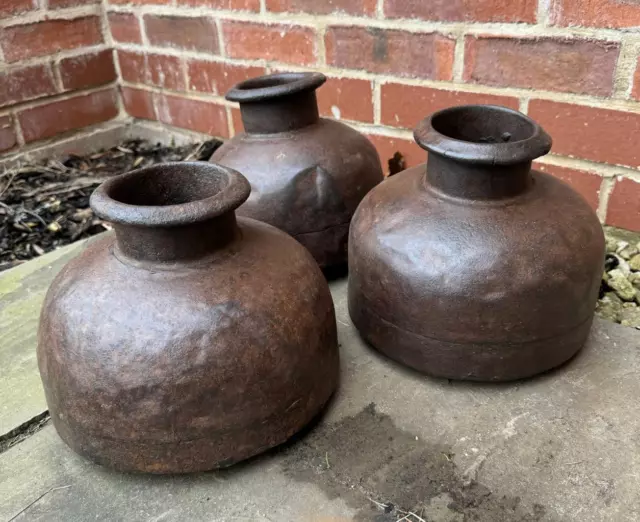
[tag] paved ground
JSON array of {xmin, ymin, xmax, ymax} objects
[{"xmin": 1, "ymin": 240, "xmax": 640, "ymax": 521}]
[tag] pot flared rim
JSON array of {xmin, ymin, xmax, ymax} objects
[
  {"xmin": 90, "ymin": 162, "xmax": 251, "ymax": 227},
  {"xmin": 226, "ymin": 72, "xmax": 326, "ymax": 103},
  {"xmin": 414, "ymin": 105, "xmax": 552, "ymax": 165}
]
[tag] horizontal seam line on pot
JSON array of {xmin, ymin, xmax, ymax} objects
[{"xmin": 356, "ymin": 293, "xmax": 594, "ymax": 346}]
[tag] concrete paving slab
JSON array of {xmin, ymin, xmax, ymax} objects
[
  {"xmin": 0, "ymin": 240, "xmax": 94, "ymax": 434},
  {"xmin": 1, "ymin": 275, "xmax": 640, "ymax": 521}
]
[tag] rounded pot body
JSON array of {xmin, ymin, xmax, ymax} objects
[
  {"xmin": 37, "ymin": 163, "xmax": 339, "ymax": 473},
  {"xmin": 348, "ymin": 105, "xmax": 604, "ymax": 382},
  {"xmin": 212, "ymin": 72, "xmax": 384, "ymax": 268}
]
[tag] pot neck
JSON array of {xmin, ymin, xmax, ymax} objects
[
  {"xmin": 414, "ymin": 104, "xmax": 552, "ymax": 201},
  {"xmin": 239, "ymin": 91, "xmax": 320, "ymax": 134},
  {"xmin": 113, "ymin": 213, "xmax": 238, "ymax": 264},
  {"xmin": 90, "ymin": 162, "xmax": 251, "ymax": 265},
  {"xmin": 426, "ymin": 154, "xmax": 532, "ymax": 200},
  {"xmin": 227, "ymin": 72, "xmax": 326, "ymax": 134}
]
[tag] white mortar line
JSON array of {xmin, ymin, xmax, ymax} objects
[
  {"xmin": 138, "ymin": 12, "xmax": 150, "ymax": 47},
  {"xmin": 0, "ymin": 44, "xmax": 111, "ymax": 71},
  {"xmin": 102, "ymin": 4, "xmax": 640, "ymax": 42},
  {"xmin": 100, "ymin": 0, "xmax": 114, "ymax": 47},
  {"xmin": 259, "ymin": 0, "xmax": 266, "ymax": 14},
  {"xmin": 180, "ymin": 59, "xmax": 189, "ymax": 92},
  {"xmin": 316, "ymin": 23, "xmax": 327, "ymax": 66},
  {"xmin": 519, "ymin": 97, "xmax": 530, "ymax": 113},
  {"xmin": 597, "ymin": 177, "xmax": 616, "ymax": 222},
  {"xmin": 0, "ymin": 4, "xmax": 101, "ymax": 27},
  {"xmin": 537, "ymin": 0, "xmax": 551, "ymax": 26},
  {"xmin": 536, "ymin": 153, "xmax": 640, "ymax": 178},
  {"xmin": 373, "ymin": 79, "xmax": 381, "ymax": 125},
  {"xmin": 347, "ymin": 122, "xmax": 414, "ymax": 139},
  {"xmin": 452, "ymin": 36, "xmax": 466, "ymax": 82},
  {"xmin": 226, "ymin": 106, "xmax": 235, "ymax": 137},
  {"xmin": 376, "ymin": 0, "xmax": 384, "ymax": 19},
  {"xmin": 215, "ymin": 18, "xmax": 227, "ymax": 58},
  {"xmin": 49, "ymin": 60, "xmax": 64, "ymax": 92},
  {"xmin": 12, "ymin": 112, "xmax": 25, "ymax": 147},
  {"xmin": 120, "ymin": 81, "xmax": 231, "ymax": 106},
  {"xmin": 613, "ymin": 38, "xmax": 640, "ymax": 99}
]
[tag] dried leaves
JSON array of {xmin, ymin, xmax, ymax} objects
[{"xmin": 0, "ymin": 138, "xmax": 221, "ymax": 272}]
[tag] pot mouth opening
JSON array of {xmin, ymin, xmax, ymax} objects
[
  {"xmin": 414, "ymin": 105, "xmax": 552, "ymax": 165},
  {"xmin": 226, "ymin": 72, "xmax": 326, "ymax": 103},
  {"xmin": 90, "ymin": 162, "xmax": 251, "ymax": 227}
]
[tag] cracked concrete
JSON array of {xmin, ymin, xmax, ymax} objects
[{"xmin": 1, "ymin": 242, "xmax": 640, "ymax": 521}]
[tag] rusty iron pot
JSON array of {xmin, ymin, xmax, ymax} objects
[
  {"xmin": 348, "ymin": 105, "xmax": 605, "ymax": 382},
  {"xmin": 37, "ymin": 162, "xmax": 339, "ymax": 473},
  {"xmin": 211, "ymin": 72, "xmax": 384, "ymax": 269}
]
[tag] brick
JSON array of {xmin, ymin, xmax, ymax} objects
[
  {"xmin": 0, "ymin": 116, "xmax": 17, "ymax": 153},
  {"xmin": 108, "ymin": 12, "xmax": 142, "ymax": 44},
  {"xmin": 386, "ymin": 0, "xmax": 536, "ymax": 22},
  {"xmin": 145, "ymin": 15, "xmax": 219, "ymax": 53},
  {"xmin": 381, "ymin": 84, "xmax": 519, "ymax": 130},
  {"xmin": 317, "ymin": 77, "xmax": 374, "ymax": 123},
  {"xmin": 187, "ymin": 60, "xmax": 265, "ymax": 96},
  {"xmin": 1, "ymin": 17, "xmax": 103, "ymax": 63},
  {"xmin": 147, "ymin": 54, "xmax": 186, "ymax": 91},
  {"xmin": 266, "ymin": 0, "xmax": 376, "ymax": 15},
  {"xmin": 222, "ymin": 21, "xmax": 316, "ymax": 66},
  {"xmin": 366, "ymin": 134, "xmax": 424, "ymax": 175},
  {"xmin": 231, "ymin": 106, "xmax": 243, "ymax": 135},
  {"xmin": 550, "ymin": 0, "xmax": 640, "ymax": 29},
  {"xmin": 607, "ymin": 178, "xmax": 640, "ymax": 231},
  {"xmin": 177, "ymin": 0, "xmax": 260, "ymax": 10},
  {"xmin": 59, "ymin": 50, "xmax": 117, "ymax": 91},
  {"xmin": 529, "ymin": 100, "xmax": 640, "ymax": 169},
  {"xmin": 18, "ymin": 89, "xmax": 119, "ymax": 143},
  {"xmin": 121, "ymin": 86, "xmax": 155, "ymax": 120},
  {"xmin": 117, "ymin": 50, "xmax": 145, "ymax": 85},
  {"xmin": 155, "ymin": 94, "xmax": 229, "ymax": 137},
  {"xmin": 464, "ymin": 36, "xmax": 619, "ymax": 97},
  {"xmin": 0, "ymin": 0, "xmax": 36, "ymax": 16},
  {"xmin": 0, "ymin": 65, "xmax": 57, "ymax": 108},
  {"xmin": 325, "ymin": 26, "xmax": 455, "ymax": 80},
  {"xmin": 109, "ymin": 0, "xmax": 172, "ymax": 4},
  {"xmin": 534, "ymin": 163, "xmax": 602, "ymax": 210},
  {"xmin": 117, "ymin": 50, "xmax": 146, "ymax": 85},
  {"xmin": 49, "ymin": 0, "xmax": 99, "ymax": 7},
  {"xmin": 118, "ymin": 51, "xmax": 186, "ymax": 91}
]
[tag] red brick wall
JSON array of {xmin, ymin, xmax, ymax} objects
[
  {"xmin": 0, "ymin": 0, "xmax": 119, "ymax": 155},
  {"xmin": 103, "ymin": 0, "xmax": 640, "ymax": 230},
  {"xmin": 4, "ymin": 0, "xmax": 640, "ymax": 231}
]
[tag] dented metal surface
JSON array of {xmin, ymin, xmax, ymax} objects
[{"xmin": 212, "ymin": 72, "xmax": 384, "ymax": 268}]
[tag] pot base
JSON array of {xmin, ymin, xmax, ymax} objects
[
  {"xmin": 349, "ymin": 297, "xmax": 591, "ymax": 382},
  {"xmin": 51, "ymin": 386, "xmax": 336, "ymax": 474}
]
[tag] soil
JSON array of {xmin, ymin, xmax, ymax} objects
[{"xmin": 0, "ymin": 138, "xmax": 221, "ymax": 272}]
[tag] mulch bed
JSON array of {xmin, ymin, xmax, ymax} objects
[{"xmin": 0, "ymin": 138, "xmax": 221, "ymax": 272}]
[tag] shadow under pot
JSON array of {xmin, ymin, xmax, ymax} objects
[
  {"xmin": 348, "ymin": 105, "xmax": 605, "ymax": 382},
  {"xmin": 37, "ymin": 162, "xmax": 339, "ymax": 473},
  {"xmin": 211, "ymin": 72, "xmax": 384, "ymax": 269}
]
